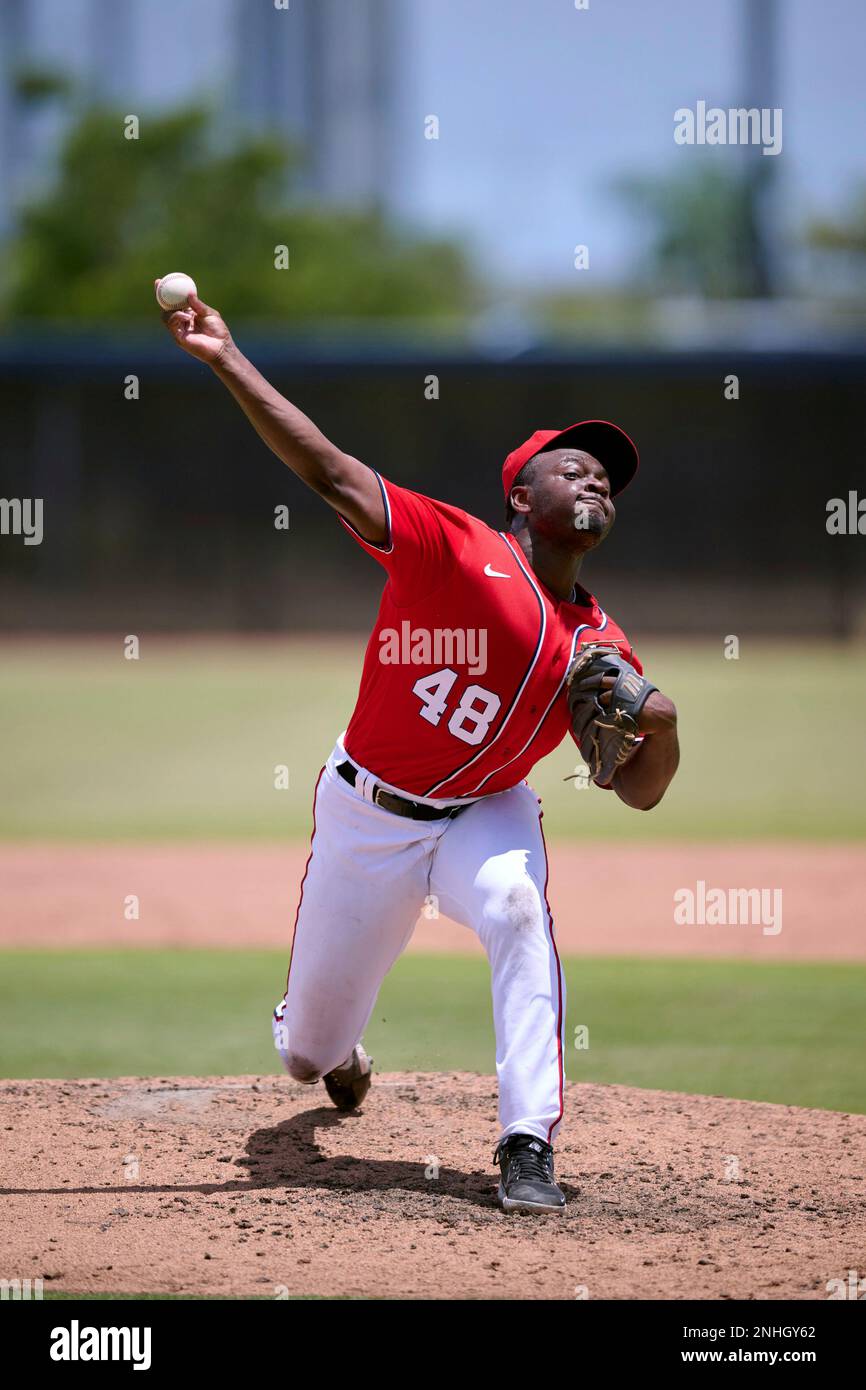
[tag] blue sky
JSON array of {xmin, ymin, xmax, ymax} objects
[
  {"xmin": 10, "ymin": 0, "xmax": 866, "ymax": 287},
  {"xmin": 391, "ymin": 0, "xmax": 866, "ymax": 284}
]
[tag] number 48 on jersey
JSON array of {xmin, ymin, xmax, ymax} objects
[{"xmin": 412, "ymin": 668, "xmax": 502, "ymax": 746}]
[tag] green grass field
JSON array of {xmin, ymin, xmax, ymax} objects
[
  {"xmin": 1, "ymin": 638, "xmax": 863, "ymax": 1114},
  {"xmin": 1, "ymin": 637, "xmax": 864, "ymax": 841},
  {"xmin": 2, "ymin": 949, "xmax": 863, "ymax": 1113}
]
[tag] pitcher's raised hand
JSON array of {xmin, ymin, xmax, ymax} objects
[{"xmin": 156, "ymin": 282, "xmax": 232, "ymax": 365}]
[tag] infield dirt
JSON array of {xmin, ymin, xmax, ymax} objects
[
  {"xmin": 1, "ymin": 1073, "xmax": 863, "ymax": 1300},
  {"xmin": 2, "ymin": 843, "xmax": 864, "ymax": 959}
]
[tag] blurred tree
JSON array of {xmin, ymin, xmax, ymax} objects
[
  {"xmin": 615, "ymin": 164, "xmax": 771, "ymax": 299},
  {"xmin": 1, "ymin": 105, "xmax": 476, "ymax": 325},
  {"xmin": 807, "ymin": 187, "xmax": 866, "ymax": 255},
  {"xmin": 11, "ymin": 66, "xmax": 74, "ymax": 104}
]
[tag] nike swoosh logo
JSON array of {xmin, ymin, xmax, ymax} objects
[{"xmin": 484, "ymin": 563, "xmax": 511, "ymax": 579}]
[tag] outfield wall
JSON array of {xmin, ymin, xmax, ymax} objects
[{"xmin": 1, "ymin": 340, "xmax": 864, "ymax": 635}]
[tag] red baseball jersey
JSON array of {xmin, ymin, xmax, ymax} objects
[{"xmin": 339, "ymin": 473, "xmax": 642, "ymax": 801}]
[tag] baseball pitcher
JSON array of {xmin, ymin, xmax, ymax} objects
[{"xmin": 160, "ymin": 286, "xmax": 680, "ymax": 1214}]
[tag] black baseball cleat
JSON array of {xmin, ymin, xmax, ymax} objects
[
  {"xmin": 494, "ymin": 1133, "xmax": 566, "ymax": 1214},
  {"xmin": 323, "ymin": 1044, "xmax": 373, "ymax": 1112}
]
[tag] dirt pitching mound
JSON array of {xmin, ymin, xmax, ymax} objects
[{"xmin": 1, "ymin": 1074, "xmax": 863, "ymax": 1301}]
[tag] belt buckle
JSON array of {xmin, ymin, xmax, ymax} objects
[{"xmin": 372, "ymin": 785, "xmax": 389, "ymax": 810}]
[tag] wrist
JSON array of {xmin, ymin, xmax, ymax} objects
[
  {"xmin": 210, "ymin": 337, "xmax": 241, "ymax": 374},
  {"xmin": 638, "ymin": 691, "xmax": 677, "ymax": 735}
]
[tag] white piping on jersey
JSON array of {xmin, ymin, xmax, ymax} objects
[
  {"xmin": 466, "ymin": 613, "xmax": 609, "ymax": 795},
  {"xmin": 336, "ymin": 469, "xmax": 394, "ymax": 553},
  {"xmin": 424, "ymin": 531, "xmax": 548, "ymax": 797}
]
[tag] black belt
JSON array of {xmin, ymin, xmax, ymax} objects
[{"xmin": 337, "ymin": 759, "xmax": 470, "ymax": 821}]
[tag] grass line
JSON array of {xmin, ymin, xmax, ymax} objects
[{"xmin": 0, "ymin": 949, "xmax": 863, "ymax": 1113}]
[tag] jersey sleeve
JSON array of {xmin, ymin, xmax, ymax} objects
[{"xmin": 336, "ymin": 473, "xmax": 465, "ymax": 604}]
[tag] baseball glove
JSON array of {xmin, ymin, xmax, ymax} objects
[{"xmin": 565, "ymin": 642, "xmax": 657, "ymax": 787}]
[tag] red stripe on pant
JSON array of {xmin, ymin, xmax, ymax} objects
[
  {"xmin": 538, "ymin": 809, "xmax": 565, "ymax": 1144},
  {"xmin": 283, "ymin": 766, "xmax": 325, "ymax": 998}
]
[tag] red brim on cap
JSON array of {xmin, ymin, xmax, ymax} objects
[{"xmin": 502, "ymin": 420, "xmax": 639, "ymax": 501}]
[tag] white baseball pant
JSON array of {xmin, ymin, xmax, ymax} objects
[{"xmin": 272, "ymin": 741, "xmax": 566, "ymax": 1145}]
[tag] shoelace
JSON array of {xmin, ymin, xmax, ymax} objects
[{"xmin": 494, "ymin": 1138, "xmax": 553, "ymax": 1184}]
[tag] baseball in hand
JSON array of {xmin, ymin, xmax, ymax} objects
[{"xmin": 155, "ymin": 272, "xmax": 198, "ymax": 311}]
